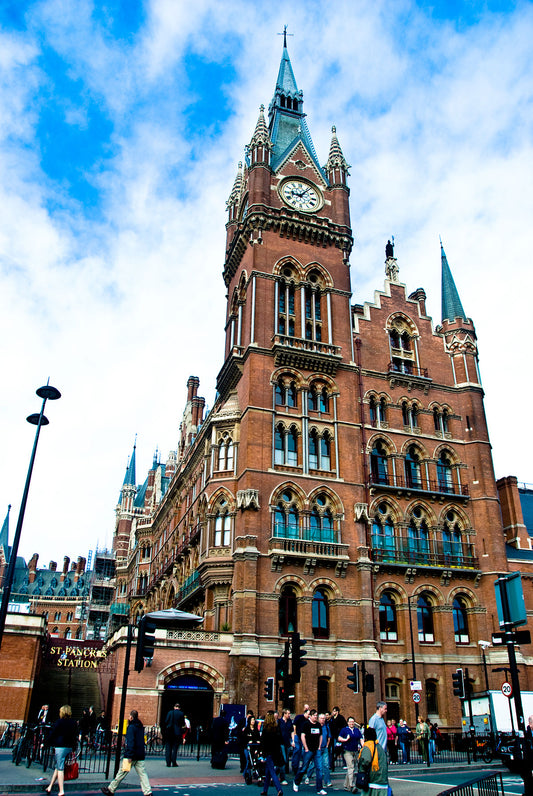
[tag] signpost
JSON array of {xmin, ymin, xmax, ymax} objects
[
  {"xmin": 501, "ymin": 682, "xmax": 513, "ymax": 698},
  {"xmin": 412, "ymin": 692, "xmax": 421, "ymax": 703}
]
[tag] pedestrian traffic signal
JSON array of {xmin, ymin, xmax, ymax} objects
[
  {"xmin": 264, "ymin": 676, "xmax": 274, "ymax": 701},
  {"xmin": 134, "ymin": 615, "xmax": 157, "ymax": 672},
  {"xmin": 347, "ymin": 663, "xmax": 359, "ymax": 693},
  {"xmin": 365, "ymin": 673, "xmax": 375, "ymax": 693},
  {"xmin": 452, "ymin": 668, "xmax": 465, "ymax": 699},
  {"xmin": 292, "ymin": 632, "xmax": 307, "ymax": 683},
  {"xmin": 276, "ymin": 640, "xmax": 290, "ymax": 681}
]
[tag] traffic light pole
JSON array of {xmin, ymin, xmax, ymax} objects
[
  {"xmin": 361, "ymin": 661, "xmax": 368, "ymax": 726},
  {"xmin": 114, "ymin": 624, "xmax": 133, "ymax": 777}
]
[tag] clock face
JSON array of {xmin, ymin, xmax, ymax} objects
[{"xmin": 280, "ymin": 180, "xmax": 322, "ymax": 212}]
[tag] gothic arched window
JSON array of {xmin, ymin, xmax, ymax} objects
[
  {"xmin": 405, "ymin": 445, "xmax": 422, "ymax": 488},
  {"xmin": 305, "ymin": 286, "xmax": 322, "ymax": 341},
  {"xmin": 279, "ymin": 585, "xmax": 298, "ymax": 635},
  {"xmin": 379, "ymin": 592, "xmax": 398, "ymax": 641},
  {"xmin": 372, "ymin": 503, "xmax": 396, "ymax": 560},
  {"xmin": 437, "ymin": 451, "xmax": 454, "ymax": 493},
  {"xmin": 453, "ymin": 596, "xmax": 469, "ymax": 644},
  {"xmin": 370, "ymin": 441, "xmax": 389, "ymax": 485},
  {"xmin": 214, "ymin": 498, "xmax": 231, "ymax": 547},
  {"xmin": 308, "ymin": 493, "xmax": 335, "ymax": 543},
  {"xmin": 274, "ymin": 424, "xmax": 299, "ymax": 466},
  {"xmin": 274, "ymin": 490, "xmax": 300, "ymax": 539},
  {"xmin": 417, "ymin": 593, "xmax": 435, "ymax": 643},
  {"xmin": 278, "ymin": 278, "xmax": 296, "ymax": 337},
  {"xmin": 312, "ymin": 589, "xmax": 329, "ymax": 639}
]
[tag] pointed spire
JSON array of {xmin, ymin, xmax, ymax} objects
[
  {"xmin": 123, "ymin": 438, "xmax": 137, "ymax": 487},
  {"xmin": 0, "ymin": 505, "xmax": 11, "ymax": 551},
  {"xmin": 275, "ymin": 37, "xmax": 298, "ymax": 96},
  {"xmin": 441, "ymin": 242, "xmax": 466, "ymax": 323},
  {"xmin": 249, "ymin": 105, "xmax": 272, "ymax": 149},
  {"xmin": 226, "ymin": 161, "xmax": 243, "ymax": 209},
  {"xmin": 325, "ymin": 126, "xmax": 350, "ymax": 172}
]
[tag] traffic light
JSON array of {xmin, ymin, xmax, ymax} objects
[
  {"xmin": 276, "ymin": 640, "xmax": 290, "ymax": 681},
  {"xmin": 452, "ymin": 668, "xmax": 465, "ymax": 699},
  {"xmin": 264, "ymin": 676, "xmax": 274, "ymax": 701},
  {"xmin": 365, "ymin": 673, "xmax": 375, "ymax": 693},
  {"xmin": 292, "ymin": 632, "xmax": 307, "ymax": 683},
  {"xmin": 347, "ymin": 663, "xmax": 359, "ymax": 693},
  {"xmin": 134, "ymin": 615, "xmax": 157, "ymax": 672}
]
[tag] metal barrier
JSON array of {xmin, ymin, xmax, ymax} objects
[{"xmin": 436, "ymin": 771, "xmax": 505, "ymax": 796}]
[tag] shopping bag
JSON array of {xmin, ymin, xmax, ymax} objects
[
  {"xmin": 122, "ymin": 758, "xmax": 132, "ymax": 772},
  {"xmin": 64, "ymin": 759, "xmax": 79, "ymax": 781}
]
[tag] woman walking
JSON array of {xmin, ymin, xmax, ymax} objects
[
  {"xmin": 260, "ymin": 710, "xmax": 284, "ymax": 796},
  {"xmin": 356, "ymin": 726, "xmax": 388, "ymax": 796},
  {"xmin": 45, "ymin": 705, "xmax": 78, "ymax": 796}
]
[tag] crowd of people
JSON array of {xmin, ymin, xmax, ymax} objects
[{"xmin": 224, "ymin": 700, "xmax": 415, "ymax": 796}]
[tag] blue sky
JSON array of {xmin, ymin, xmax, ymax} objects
[{"xmin": 1, "ymin": 0, "xmax": 532, "ymax": 563}]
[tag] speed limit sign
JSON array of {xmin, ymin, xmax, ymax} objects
[
  {"xmin": 412, "ymin": 692, "xmax": 421, "ymax": 703},
  {"xmin": 501, "ymin": 681, "xmax": 513, "ymax": 698}
]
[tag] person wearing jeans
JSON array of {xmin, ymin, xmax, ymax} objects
[{"xmin": 293, "ymin": 710, "xmax": 326, "ymax": 795}]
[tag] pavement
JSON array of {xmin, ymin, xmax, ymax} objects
[{"xmin": 0, "ymin": 750, "xmax": 507, "ymax": 795}]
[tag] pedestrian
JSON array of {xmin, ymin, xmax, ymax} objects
[
  {"xmin": 96, "ymin": 711, "xmax": 110, "ymax": 747},
  {"xmin": 356, "ymin": 726, "xmax": 388, "ymax": 796},
  {"xmin": 368, "ymin": 702, "xmax": 387, "ymax": 750},
  {"xmin": 101, "ymin": 710, "xmax": 152, "ymax": 796},
  {"xmin": 279, "ymin": 709, "xmax": 294, "ymax": 778},
  {"xmin": 45, "ymin": 705, "xmax": 78, "ymax": 796},
  {"xmin": 242, "ymin": 714, "xmax": 261, "ymax": 782},
  {"xmin": 318, "ymin": 714, "xmax": 332, "ymax": 788},
  {"xmin": 338, "ymin": 716, "xmax": 363, "ymax": 792},
  {"xmin": 291, "ymin": 705, "xmax": 310, "ymax": 778},
  {"xmin": 260, "ymin": 710, "xmax": 285, "ymax": 796},
  {"xmin": 164, "ymin": 702, "xmax": 185, "ymax": 767},
  {"xmin": 238, "ymin": 711, "xmax": 255, "ymax": 774},
  {"xmin": 38, "ymin": 705, "xmax": 50, "ymax": 725},
  {"xmin": 88, "ymin": 706, "xmax": 97, "ymax": 740},
  {"xmin": 415, "ymin": 716, "xmax": 430, "ymax": 763},
  {"xmin": 328, "ymin": 706, "xmax": 347, "ymax": 773},
  {"xmin": 210, "ymin": 709, "xmax": 229, "ymax": 769},
  {"xmin": 396, "ymin": 720, "xmax": 411, "ymax": 764},
  {"xmin": 78, "ymin": 708, "xmax": 91, "ymax": 745},
  {"xmin": 386, "ymin": 719, "xmax": 398, "ymax": 764},
  {"xmin": 293, "ymin": 709, "xmax": 327, "ymax": 795}
]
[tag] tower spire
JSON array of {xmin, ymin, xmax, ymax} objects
[
  {"xmin": 0, "ymin": 505, "xmax": 11, "ymax": 553},
  {"xmin": 441, "ymin": 241, "xmax": 466, "ymax": 323},
  {"xmin": 122, "ymin": 437, "xmax": 137, "ymax": 488}
]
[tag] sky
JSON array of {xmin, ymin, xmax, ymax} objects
[{"xmin": 0, "ymin": 0, "xmax": 532, "ymax": 566}]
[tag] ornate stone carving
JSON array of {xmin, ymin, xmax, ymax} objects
[{"xmin": 237, "ymin": 489, "xmax": 260, "ymax": 511}]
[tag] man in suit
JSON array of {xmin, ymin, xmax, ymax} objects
[{"xmin": 164, "ymin": 702, "xmax": 185, "ymax": 767}]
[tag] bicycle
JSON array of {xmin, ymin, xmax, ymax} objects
[{"xmin": 0, "ymin": 722, "xmax": 20, "ymax": 748}]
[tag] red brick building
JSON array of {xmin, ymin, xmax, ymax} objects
[{"xmin": 103, "ymin": 41, "xmax": 533, "ymax": 732}]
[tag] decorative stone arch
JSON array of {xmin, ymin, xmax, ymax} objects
[
  {"xmin": 374, "ymin": 580, "xmax": 407, "ymax": 603},
  {"xmin": 208, "ymin": 487, "xmax": 236, "ymax": 514},
  {"xmin": 237, "ymin": 269, "xmax": 248, "ymax": 301},
  {"xmin": 273, "ymin": 256, "xmax": 305, "ymax": 280},
  {"xmin": 157, "ymin": 660, "xmax": 225, "ymax": 693},
  {"xmin": 303, "ymin": 261, "xmax": 334, "ymax": 289},
  {"xmin": 270, "ymin": 481, "xmax": 306, "ymax": 510},
  {"xmin": 412, "ymin": 583, "xmax": 444, "ymax": 605},
  {"xmin": 405, "ymin": 500, "xmax": 438, "ymax": 527},
  {"xmin": 305, "ymin": 373, "xmax": 337, "ymax": 393},
  {"xmin": 274, "ymin": 573, "xmax": 307, "ymax": 597},
  {"xmin": 307, "ymin": 576, "xmax": 343, "ymax": 599},
  {"xmin": 433, "ymin": 443, "xmax": 461, "ymax": 466},
  {"xmin": 386, "ymin": 311, "xmax": 419, "ymax": 337},
  {"xmin": 447, "ymin": 586, "xmax": 478, "ymax": 608},
  {"xmin": 401, "ymin": 438, "xmax": 429, "ymax": 458},
  {"xmin": 437, "ymin": 504, "xmax": 471, "ymax": 529},
  {"xmin": 369, "ymin": 497, "xmax": 402, "ymax": 525},
  {"xmin": 366, "ymin": 433, "xmax": 397, "ymax": 455},
  {"xmin": 271, "ymin": 367, "xmax": 306, "ymax": 390},
  {"xmin": 307, "ymin": 485, "xmax": 344, "ymax": 518},
  {"xmin": 428, "ymin": 400, "xmax": 454, "ymax": 414}
]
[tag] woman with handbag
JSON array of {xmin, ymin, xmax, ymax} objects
[
  {"xmin": 45, "ymin": 705, "xmax": 78, "ymax": 796},
  {"xmin": 259, "ymin": 710, "xmax": 285, "ymax": 796},
  {"xmin": 356, "ymin": 726, "xmax": 389, "ymax": 796}
]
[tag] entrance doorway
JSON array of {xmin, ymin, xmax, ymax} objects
[{"xmin": 162, "ymin": 674, "xmax": 214, "ymax": 735}]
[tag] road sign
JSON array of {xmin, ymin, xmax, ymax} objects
[
  {"xmin": 410, "ymin": 680, "xmax": 422, "ymax": 691},
  {"xmin": 501, "ymin": 681, "xmax": 513, "ymax": 698},
  {"xmin": 492, "ymin": 630, "xmax": 531, "ymax": 646},
  {"xmin": 413, "ymin": 692, "xmax": 421, "ymax": 703}
]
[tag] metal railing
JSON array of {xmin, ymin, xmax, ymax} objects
[
  {"xmin": 372, "ymin": 538, "xmax": 478, "ymax": 569},
  {"xmin": 436, "ymin": 772, "xmax": 504, "ymax": 796},
  {"xmin": 369, "ymin": 472, "xmax": 469, "ymax": 497}
]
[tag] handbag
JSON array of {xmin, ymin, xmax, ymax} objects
[
  {"xmin": 64, "ymin": 755, "xmax": 79, "ymax": 781},
  {"xmin": 355, "ymin": 743, "xmax": 376, "ymax": 790},
  {"xmin": 122, "ymin": 758, "xmax": 132, "ymax": 772}
]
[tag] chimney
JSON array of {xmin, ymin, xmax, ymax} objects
[
  {"xmin": 187, "ymin": 376, "xmax": 200, "ymax": 402},
  {"xmin": 28, "ymin": 553, "xmax": 39, "ymax": 584},
  {"xmin": 61, "ymin": 556, "xmax": 70, "ymax": 581},
  {"xmin": 74, "ymin": 556, "xmax": 86, "ymax": 581},
  {"xmin": 49, "ymin": 561, "xmax": 57, "ymax": 571},
  {"xmin": 409, "ymin": 287, "xmax": 427, "ymax": 316}
]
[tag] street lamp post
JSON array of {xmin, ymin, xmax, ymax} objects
[
  {"xmin": 493, "ymin": 666, "xmax": 516, "ymax": 735},
  {"xmin": 478, "ymin": 641, "xmax": 494, "ymax": 740},
  {"xmin": 407, "ymin": 595, "xmax": 420, "ymax": 722},
  {"xmin": 0, "ymin": 384, "xmax": 61, "ymax": 652}
]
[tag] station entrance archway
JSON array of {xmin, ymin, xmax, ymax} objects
[{"xmin": 162, "ymin": 674, "xmax": 214, "ymax": 734}]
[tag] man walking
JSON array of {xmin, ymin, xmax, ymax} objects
[
  {"xmin": 293, "ymin": 709, "xmax": 327, "ymax": 795},
  {"xmin": 101, "ymin": 710, "xmax": 152, "ymax": 796},
  {"xmin": 292, "ymin": 705, "xmax": 310, "ymax": 778},
  {"xmin": 164, "ymin": 702, "xmax": 185, "ymax": 767},
  {"xmin": 368, "ymin": 702, "xmax": 387, "ymax": 750}
]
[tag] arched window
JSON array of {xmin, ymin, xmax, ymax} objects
[
  {"xmin": 275, "ymin": 424, "xmax": 299, "ymax": 467},
  {"xmin": 426, "ymin": 679, "xmax": 439, "ymax": 714},
  {"xmin": 417, "ymin": 593, "xmax": 435, "ymax": 643},
  {"xmin": 274, "ymin": 490, "xmax": 300, "ymax": 539},
  {"xmin": 370, "ymin": 442, "xmax": 389, "ymax": 485},
  {"xmin": 309, "ymin": 385, "xmax": 329, "ymax": 413},
  {"xmin": 370, "ymin": 397, "xmax": 387, "ymax": 426},
  {"xmin": 217, "ymin": 435, "xmax": 234, "ymax": 471},
  {"xmin": 402, "ymin": 402, "xmax": 418, "ymax": 430},
  {"xmin": 437, "ymin": 452, "xmax": 454, "ymax": 493},
  {"xmin": 308, "ymin": 493, "xmax": 336, "ymax": 542},
  {"xmin": 369, "ymin": 396, "xmax": 378, "ymax": 425},
  {"xmin": 276, "ymin": 378, "xmax": 297, "ymax": 408},
  {"xmin": 372, "ymin": 503, "xmax": 395, "ymax": 561},
  {"xmin": 51, "ymin": 627, "xmax": 59, "ymax": 636},
  {"xmin": 309, "ymin": 429, "xmax": 319, "ymax": 469},
  {"xmin": 312, "ymin": 589, "xmax": 329, "ymax": 638},
  {"xmin": 75, "ymin": 627, "xmax": 82, "ymax": 640},
  {"xmin": 305, "ymin": 286, "xmax": 322, "ymax": 341},
  {"xmin": 279, "ymin": 586, "xmax": 297, "ymax": 634},
  {"xmin": 405, "ymin": 445, "xmax": 422, "ymax": 488},
  {"xmin": 389, "ymin": 319, "xmax": 415, "ymax": 374},
  {"xmin": 214, "ymin": 499, "xmax": 231, "ymax": 546},
  {"xmin": 278, "ymin": 278, "xmax": 296, "ymax": 337},
  {"xmin": 320, "ymin": 433, "xmax": 331, "ymax": 470},
  {"xmin": 408, "ymin": 517, "xmax": 430, "ymax": 563},
  {"xmin": 379, "ymin": 592, "xmax": 398, "ymax": 641},
  {"xmin": 453, "ymin": 597, "xmax": 469, "ymax": 644},
  {"xmin": 64, "ymin": 628, "xmax": 71, "ymax": 639}
]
